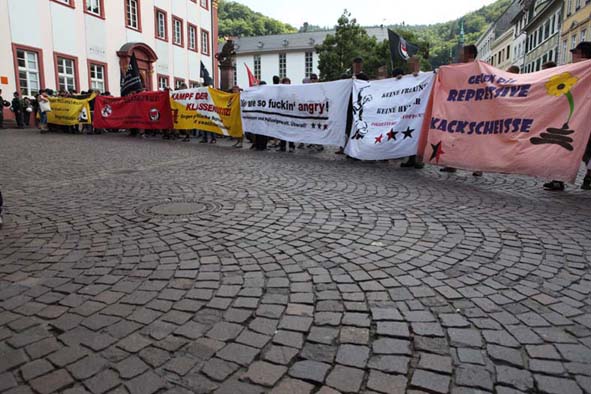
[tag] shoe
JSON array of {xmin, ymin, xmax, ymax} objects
[
  {"xmin": 288, "ymin": 148, "xmax": 295, "ymax": 153},
  {"xmin": 298, "ymin": 143, "xmax": 305, "ymax": 149},
  {"xmin": 414, "ymin": 163, "xmax": 425, "ymax": 169},
  {"xmin": 316, "ymin": 146, "xmax": 324, "ymax": 152},
  {"xmin": 582, "ymin": 176, "xmax": 591, "ymax": 190},
  {"xmin": 210, "ymin": 140, "xmax": 217, "ymax": 144},
  {"xmin": 234, "ymin": 144, "xmax": 243, "ymax": 149},
  {"xmin": 440, "ymin": 167, "xmax": 457, "ymax": 173},
  {"xmin": 200, "ymin": 140, "xmax": 208, "ymax": 143},
  {"xmin": 544, "ymin": 181, "xmax": 565, "ymax": 191},
  {"xmin": 473, "ymin": 171, "xmax": 483, "ymax": 177}
]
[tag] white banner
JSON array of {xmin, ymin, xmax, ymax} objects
[
  {"xmin": 345, "ymin": 73, "xmax": 435, "ymax": 160},
  {"xmin": 240, "ymin": 80, "xmax": 352, "ymax": 146}
]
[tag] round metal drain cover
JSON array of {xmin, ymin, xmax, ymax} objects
[
  {"xmin": 134, "ymin": 200, "xmax": 221, "ymax": 221},
  {"xmin": 149, "ymin": 202, "xmax": 210, "ymax": 216}
]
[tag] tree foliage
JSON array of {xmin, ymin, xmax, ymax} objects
[{"xmin": 218, "ymin": 0, "xmax": 297, "ymax": 37}]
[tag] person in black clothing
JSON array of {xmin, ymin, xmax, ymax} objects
[
  {"xmin": 253, "ymin": 81, "xmax": 269, "ymax": 151},
  {"xmin": 0, "ymin": 89, "xmax": 11, "ymax": 129},
  {"xmin": 11, "ymin": 92, "xmax": 24, "ymax": 128}
]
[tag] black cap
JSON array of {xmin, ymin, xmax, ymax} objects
[{"xmin": 570, "ymin": 41, "xmax": 591, "ymax": 56}]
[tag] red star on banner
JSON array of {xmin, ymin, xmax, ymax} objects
[
  {"xmin": 430, "ymin": 141, "xmax": 445, "ymax": 164},
  {"xmin": 387, "ymin": 129, "xmax": 398, "ymax": 141},
  {"xmin": 375, "ymin": 134, "xmax": 383, "ymax": 144}
]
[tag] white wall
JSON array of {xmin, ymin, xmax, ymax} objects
[
  {"xmin": 236, "ymin": 51, "xmax": 320, "ymax": 87},
  {"xmin": 0, "ymin": 0, "xmax": 215, "ymax": 97}
]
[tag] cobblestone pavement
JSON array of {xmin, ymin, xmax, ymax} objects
[{"xmin": 1, "ymin": 129, "xmax": 591, "ymax": 394}]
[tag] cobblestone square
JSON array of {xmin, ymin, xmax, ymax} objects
[{"xmin": 1, "ymin": 130, "xmax": 590, "ymax": 393}]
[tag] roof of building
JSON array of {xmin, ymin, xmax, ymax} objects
[{"xmin": 234, "ymin": 27, "xmax": 390, "ymax": 54}]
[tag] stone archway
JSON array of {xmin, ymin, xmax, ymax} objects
[{"xmin": 117, "ymin": 43, "xmax": 158, "ymax": 92}]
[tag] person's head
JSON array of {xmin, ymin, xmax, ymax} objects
[
  {"xmin": 272, "ymin": 75, "xmax": 280, "ymax": 85},
  {"xmin": 392, "ymin": 68, "xmax": 405, "ymax": 78},
  {"xmin": 352, "ymin": 57, "xmax": 364, "ymax": 75},
  {"xmin": 310, "ymin": 73, "xmax": 319, "ymax": 82},
  {"xmin": 13, "ymin": 91, "xmax": 19, "ymax": 97},
  {"xmin": 340, "ymin": 73, "xmax": 350, "ymax": 80},
  {"xmin": 231, "ymin": 85, "xmax": 242, "ymax": 93},
  {"xmin": 571, "ymin": 41, "xmax": 591, "ymax": 63},
  {"xmin": 507, "ymin": 65, "xmax": 520, "ymax": 74},
  {"xmin": 462, "ymin": 45, "xmax": 478, "ymax": 63},
  {"xmin": 280, "ymin": 77, "xmax": 291, "ymax": 85},
  {"xmin": 541, "ymin": 61, "xmax": 557, "ymax": 70},
  {"xmin": 356, "ymin": 72, "xmax": 369, "ymax": 81}
]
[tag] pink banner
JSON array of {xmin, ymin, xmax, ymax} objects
[{"xmin": 421, "ymin": 60, "xmax": 591, "ymax": 183}]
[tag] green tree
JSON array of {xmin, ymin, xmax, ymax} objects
[
  {"xmin": 218, "ymin": 0, "xmax": 297, "ymax": 37},
  {"xmin": 315, "ymin": 10, "xmax": 386, "ymax": 81}
]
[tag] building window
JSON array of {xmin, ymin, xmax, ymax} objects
[
  {"xmin": 200, "ymin": 0, "xmax": 209, "ymax": 10},
  {"xmin": 174, "ymin": 78, "xmax": 186, "ymax": 90},
  {"xmin": 88, "ymin": 62, "xmax": 107, "ymax": 92},
  {"xmin": 567, "ymin": 0, "xmax": 573, "ymax": 15},
  {"xmin": 305, "ymin": 51, "xmax": 313, "ymax": 78},
  {"xmin": 155, "ymin": 8, "xmax": 167, "ymax": 41},
  {"xmin": 158, "ymin": 75, "xmax": 169, "ymax": 90},
  {"xmin": 581, "ymin": 30, "xmax": 587, "ymax": 43},
  {"xmin": 14, "ymin": 47, "xmax": 43, "ymax": 97},
  {"xmin": 279, "ymin": 53, "xmax": 286, "ymax": 78},
  {"xmin": 188, "ymin": 23, "xmax": 198, "ymax": 51},
  {"xmin": 201, "ymin": 29, "xmax": 210, "ymax": 55},
  {"xmin": 51, "ymin": 0, "xmax": 75, "ymax": 8},
  {"xmin": 189, "ymin": 80, "xmax": 200, "ymax": 88},
  {"xmin": 126, "ymin": 0, "xmax": 140, "ymax": 31},
  {"xmin": 55, "ymin": 55, "xmax": 77, "ymax": 92},
  {"xmin": 562, "ymin": 39, "xmax": 568, "ymax": 63},
  {"xmin": 576, "ymin": 0, "xmax": 582, "ymax": 10},
  {"xmin": 173, "ymin": 17, "xmax": 183, "ymax": 46},
  {"xmin": 84, "ymin": 0, "xmax": 103, "ymax": 17},
  {"xmin": 572, "ymin": 34, "xmax": 577, "ymax": 50},
  {"xmin": 253, "ymin": 55, "xmax": 261, "ymax": 80}
]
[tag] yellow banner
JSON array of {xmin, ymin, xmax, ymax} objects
[
  {"xmin": 170, "ymin": 87, "xmax": 243, "ymax": 137},
  {"xmin": 47, "ymin": 93, "xmax": 96, "ymax": 125}
]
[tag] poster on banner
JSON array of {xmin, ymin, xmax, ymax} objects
[
  {"xmin": 420, "ymin": 60, "xmax": 591, "ymax": 183},
  {"xmin": 93, "ymin": 91, "xmax": 173, "ymax": 130},
  {"xmin": 47, "ymin": 93, "xmax": 96, "ymax": 125},
  {"xmin": 170, "ymin": 87, "xmax": 243, "ymax": 137},
  {"xmin": 240, "ymin": 80, "xmax": 352, "ymax": 146},
  {"xmin": 345, "ymin": 73, "xmax": 435, "ymax": 161}
]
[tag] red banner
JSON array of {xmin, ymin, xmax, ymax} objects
[{"xmin": 93, "ymin": 91, "xmax": 173, "ymax": 129}]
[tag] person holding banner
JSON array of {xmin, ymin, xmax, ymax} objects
[
  {"xmin": 571, "ymin": 42, "xmax": 591, "ymax": 190},
  {"xmin": 440, "ymin": 45, "xmax": 480, "ymax": 176},
  {"xmin": 278, "ymin": 78, "xmax": 296, "ymax": 153}
]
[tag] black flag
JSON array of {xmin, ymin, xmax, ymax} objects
[
  {"xmin": 200, "ymin": 61, "xmax": 214, "ymax": 86},
  {"xmin": 120, "ymin": 53, "xmax": 143, "ymax": 96},
  {"xmin": 388, "ymin": 29, "xmax": 419, "ymax": 63}
]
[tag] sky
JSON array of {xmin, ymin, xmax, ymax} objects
[{"xmin": 232, "ymin": 0, "xmax": 499, "ymax": 28}]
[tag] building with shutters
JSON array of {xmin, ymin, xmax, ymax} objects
[{"xmin": 0, "ymin": 0, "xmax": 219, "ymax": 102}]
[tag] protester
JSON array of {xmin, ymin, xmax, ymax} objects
[
  {"xmin": 399, "ymin": 57, "xmax": 424, "ymax": 169},
  {"xmin": 0, "ymin": 190, "xmax": 3, "ymax": 228},
  {"xmin": 540, "ymin": 61, "xmax": 565, "ymax": 191},
  {"xmin": 0, "ymin": 89, "xmax": 10, "ymax": 129},
  {"xmin": 507, "ymin": 65, "xmax": 520, "ymax": 74},
  {"xmin": 231, "ymin": 85, "xmax": 245, "ymax": 148},
  {"xmin": 11, "ymin": 92, "xmax": 24, "ymax": 129},
  {"xmin": 278, "ymin": 77, "xmax": 295, "ymax": 153},
  {"xmin": 571, "ymin": 42, "xmax": 591, "ymax": 190},
  {"xmin": 22, "ymin": 97, "xmax": 33, "ymax": 127},
  {"xmin": 37, "ymin": 89, "xmax": 51, "ymax": 133},
  {"xmin": 441, "ymin": 45, "xmax": 479, "ymax": 175}
]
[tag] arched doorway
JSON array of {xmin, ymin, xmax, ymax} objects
[{"xmin": 117, "ymin": 43, "xmax": 158, "ymax": 91}]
